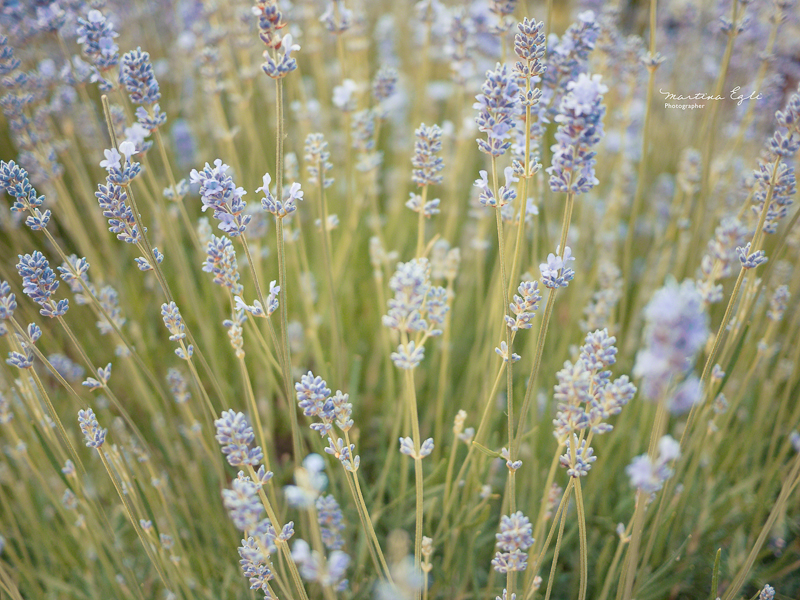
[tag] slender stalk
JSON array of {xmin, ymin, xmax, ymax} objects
[
  {"xmin": 403, "ymin": 363, "xmax": 424, "ymax": 600},
  {"xmin": 416, "ymin": 185, "xmax": 429, "ymax": 258},
  {"xmin": 317, "ymin": 164, "xmax": 345, "ymax": 380},
  {"xmin": 247, "ymin": 466, "xmax": 311, "ymax": 600},
  {"xmin": 575, "ymin": 478, "xmax": 589, "ymax": 600}
]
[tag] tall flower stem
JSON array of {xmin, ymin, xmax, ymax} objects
[
  {"xmin": 491, "ymin": 155, "xmax": 516, "ymax": 511},
  {"xmin": 416, "ymin": 185, "xmax": 429, "ymax": 258},
  {"xmin": 101, "ymin": 95, "xmax": 226, "ymax": 409},
  {"xmin": 273, "ymin": 73, "xmax": 303, "ymax": 465},
  {"xmin": 684, "ymin": 156, "xmax": 781, "ymax": 444},
  {"xmin": 247, "ymin": 466, "xmax": 311, "ymax": 600},
  {"xmin": 317, "ymin": 162, "xmax": 345, "ymax": 380},
  {"xmin": 508, "ymin": 68, "xmax": 534, "ymax": 298},
  {"xmin": 402, "ymin": 352, "xmax": 424, "ymax": 599},
  {"xmin": 97, "ymin": 450, "xmax": 172, "ymax": 590},
  {"xmin": 513, "ymin": 288, "xmax": 555, "ymax": 455},
  {"xmin": 621, "ymin": 0, "xmax": 659, "ymax": 328}
]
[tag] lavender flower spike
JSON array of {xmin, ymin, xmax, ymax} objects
[
  {"xmin": 78, "ymin": 408, "xmax": 106, "ymax": 448},
  {"xmin": 548, "ymin": 73, "xmax": 607, "ymax": 194},
  {"xmin": 214, "ymin": 410, "xmax": 265, "ymax": 467},
  {"xmin": 475, "ymin": 63, "xmax": 521, "ymax": 157},
  {"xmin": 17, "ymin": 251, "xmax": 69, "ymax": 318},
  {"xmin": 190, "ymin": 160, "xmax": 251, "ymax": 237}
]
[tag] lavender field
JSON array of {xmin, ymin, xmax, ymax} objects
[{"xmin": 0, "ymin": 0, "xmax": 799, "ymax": 598}]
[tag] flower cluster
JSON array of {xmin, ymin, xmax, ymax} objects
[
  {"xmin": 258, "ymin": 173, "xmax": 304, "ymax": 219},
  {"xmin": 411, "ymin": 123, "xmax": 444, "ymax": 187},
  {"xmin": 295, "ymin": 372, "xmax": 359, "ymax": 471},
  {"xmin": 292, "ymin": 539, "xmax": 350, "ymax": 592},
  {"xmin": 285, "ymin": 454, "xmax": 329, "ymax": 508},
  {"xmin": 16, "ymin": 251, "xmax": 69, "ymax": 318},
  {"xmin": 751, "ymin": 159, "xmax": 796, "ymax": 235},
  {"xmin": 214, "ymin": 410, "xmax": 266, "ymax": 468},
  {"xmin": 553, "ymin": 329, "xmax": 636, "ymax": 442},
  {"xmin": 382, "ymin": 259, "xmax": 449, "ymax": 370},
  {"xmin": 6, "ymin": 323, "xmax": 40, "ymax": 370},
  {"xmin": 0, "ymin": 160, "xmax": 50, "ymax": 230},
  {"xmin": 626, "ymin": 435, "xmax": 681, "ymax": 494},
  {"xmin": 399, "ymin": 436, "xmax": 434, "ymax": 459},
  {"xmin": 82, "ymin": 363, "xmax": 112, "ymax": 391},
  {"xmin": 539, "ymin": 246, "xmax": 575, "ymax": 289},
  {"xmin": 203, "ymin": 235, "xmax": 243, "ymax": 296},
  {"xmin": 78, "ymin": 407, "xmax": 106, "ymax": 448},
  {"xmin": 541, "ymin": 11, "xmax": 600, "ymax": 112},
  {"xmin": 506, "ymin": 280, "xmax": 542, "ymax": 331},
  {"xmin": 316, "ymin": 494, "xmax": 345, "ymax": 550},
  {"xmin": 475, "ymin": 63, "xmax": 520, "ymax": 157},
  {"xmin": 633, "ymin": 280, "xmax": 708, "ymax": 409},
  {"xmin": 190, "ymin": 160, "xmax": 251, "ymax": 237},
  {"xmin": 160, "ymin": 302, "xmax": 193, "ymax": 360},
  {"xmin": 95, "ymin": 179, "xmax": 140, "ymax": 245},
  {"xmin": 260, "ymin": 31, "xmax": 299, "ymax": 79},
  {"xmin": 474, "ymin": 168, "xmax": 518, "ymax": 208},
  {"xmin": 548, "ymin": 73, "xmax": 607, "ymax": 194},
  {"xmin": 491, "ymin": 511, "xmax": 534, "ymax": 573},
  {"xmin": 559, "ymin": 434, "xmax": 597, "ymax": 477},
  {"xmin": 305, "ymin": 133, "xmax": 334, "ymax": 189},
  {"xmin": 697, "ymin": 217, "xmax": 749, "ymax": 303},
  {"xmin": 736, "ymin": 242, "xmax": 768, "ymax": 269},
  {"xmin": 76, "ymin": 9, "xmax": 119, "ymax": 87},
  {"xmin": 120, "ymin": 48, "xmax": 166, "ymax": 131},
  {"xmin": 236, "ymin": 281, "xmax": 280, "ymax": 318}
]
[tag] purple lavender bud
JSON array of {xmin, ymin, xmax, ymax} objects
[
  {"xmin": 160, "ymin": 302, "xmax": 186, "ymax": 342},
  {"xmin": 542, "ymin": 11, "xmax": 600, "ymax": 111},
  {"xmin": 191, "ymin": 160, "xmax": 251, "ymax": 236},
  {"xmin": 736, "ymin": 242, "xmax": 768, "ymax": 269},
  {"xmin": 203, "ymin": 235, "xmax": 243, "ymax": 295},
  {"xmin": 547, "ymin": 73, "xmax": 607, "ymax": 194},
  {"xmin": 372, "ymin": 66, "xmax": 398, "ymax": 103},
  {"xmin": 411, "ymin": 123, "xmax": 444, "ymax": 186},
  {"xmin": 96, "ymin": 181, "xmax": 142, "ymax": 244},
  {"xmin": 316, "ymin": 494, "xmax": 345, "ymax": 550},
  {"xmin": 495, "ymin": 341, "xmax": 521, "ymax": 363},
  {"xmin": 120, "ymin": 48, "xmax": 161, "ymax": 105},
  {"xmin": 320, "ymin": 1, "xmax": 353, "ymax": 33},
  {"xmin": 0, "ymin": 160, "xmax": 50, "ymax": 230},
  {"xmin": 257, "ymin": 172, "xmax": 303, "ymax": 218},
  {"xmin": 399, "ymin": 437, "xmax": 416, "ymax": 456},
  {"xmin": 759, "ymin": 585, "xmax": 775, "ymax": 600},
  {"xmin": 167, "ymin": 368, "xmax": 191, "ymax": 404},
  {"xmin": 507, "ymin": 280, "xmax": 541, "ymax": 331},
  {"xmin": 633, "ymin": 280, "xmax": 708, "ymax": 402},
  {"xmin": 626, "ymin": 435, "xmax": 680, "ymax": 493},
  {"xmin": 78, "ymin": 407, "xmax": 106, "ymax": 448},
  {"xmin": 767, "ymin": 285, "xmax": 790, "ymax": 321},
  {"xmin": 0, "ymin": 280, "xmax": 17, "ymax": 322},
  {"xmin": 559, "ymin": 433, "xmax": 597, "ymax": 477},
  {"xmin": 492, "ymin": 511, "xmax": 533, "ymax": 573},
  {"xmin": 223, "ymin": 477, "xmax": 263, "ymax": 530},
  {"xmin": 238, "ymin": 535, "xmax": 275, "ymax": 592},
  {"xmin": 76, "ymin": 10, "xmax": 119, "ymax": 72},
  {"xmin": 475, "ymin": 63, "xmax": 520, "ymax": 157},
  {"xmin": 214, "ymin": 410, "xmax": 264, "ymax": 467},
  {"xmin": 305, "ymin": 133, "xmax": 334, "ymax": 189},
  {"xmin": 539, "ymin": 246, "xmax": 575, "ymax": 289},
  {"xmin": 16, "ymin": 251, "xmax": 69, "ymax": 318},
  {"xmin": 253, "ymin": 0, "xmax": 284, "ymax": 48},
  {"xmin": 514, "ymin": 18, "xmax": 546, "ymax": 78},
  {"xmin": 261, "ymin": 34, "xmax": 300, "ymax": 79},
  {"xmin": 751, "ymin": 159, "xmax": 796, "ymax": 234}
]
